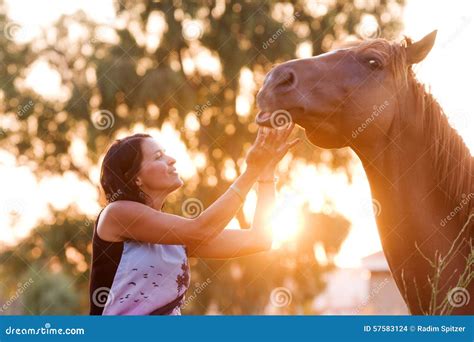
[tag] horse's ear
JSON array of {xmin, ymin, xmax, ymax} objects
[{"xmin": 405, "ymin": 30, "xmax": 437, "ymax": 64}]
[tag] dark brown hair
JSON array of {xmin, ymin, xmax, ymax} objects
[{"xmin": 100, "ymin": 133, "xmax": 152, "ymax": 205}]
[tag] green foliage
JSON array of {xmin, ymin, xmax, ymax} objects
[
  {"xmin": 0, "ymin": 207, "xmax": 92, "ymax": 314},
  {"xmin": 21, "ymin": 266, "xmax": 81, "ymax": 315}
]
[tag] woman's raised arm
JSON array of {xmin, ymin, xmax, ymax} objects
[
  {"xmin": 188, "ymin": 124, "xmax": 300, "ymax": 258},
  {"xmin": 97, "ymin": 127, "xmax": 285, "ymax": 248},
  {"xmin": 98, "ymin": 165, "xmax": 258, "ymax": 247}
]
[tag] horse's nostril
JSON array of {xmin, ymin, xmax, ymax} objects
[{"xmin": 274, "ymin": 68, "xmax": 296, "ymax": 91}]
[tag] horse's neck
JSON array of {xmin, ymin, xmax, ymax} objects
[
  {"xmin": 355, "ymin": 79, "xmax": 472, "ymax": 254},
  {"xmin": 353, "ymin": 80, "xmax": 474, "ymax": 314}
]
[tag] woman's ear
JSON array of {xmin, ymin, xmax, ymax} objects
[
  {"xmin": 405, "ymin": 30, "xmax": 437, "ymax": 65},
  {"xmin": 135, "ymin": 177, "xmax": 143, "ymax": 187}
]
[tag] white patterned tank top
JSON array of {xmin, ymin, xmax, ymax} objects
[{"xmin": 89, "ymin": 210, "xmax": 191, "ymax": 315}]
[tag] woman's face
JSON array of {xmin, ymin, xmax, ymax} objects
[{"xmin": 135, "ymin": 138, "xmax": 183, "ymax": 195}]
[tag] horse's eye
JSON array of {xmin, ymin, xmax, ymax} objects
[{"xmin": 368, "ymin": 59, "xmax": 382, "ymax": 69}]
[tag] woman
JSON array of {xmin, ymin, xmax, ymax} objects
[{"xmin": 89, "ymin": 124, "xmax": 300, "ymax": 315}]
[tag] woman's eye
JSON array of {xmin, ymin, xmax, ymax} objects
[{"xmin": 368, "ymin": 59, "xmax": 382, "ymax": 69}]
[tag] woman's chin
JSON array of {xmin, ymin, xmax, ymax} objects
[{"xmin": 173, "ymin": 177, "xmax": 184, "ymax": 189}]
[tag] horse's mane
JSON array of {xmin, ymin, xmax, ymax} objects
[
  {"xmin": 410, "ymin": 79, "xmax": 473, "ymax": 223},
  {"xmin": 394, "ymin": 37, "xmax": 473, "ymax": 223}
]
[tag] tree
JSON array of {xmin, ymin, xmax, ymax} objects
[{"xmin": 0, "ymin": 0, "xmax": 404, "ymax": 314}]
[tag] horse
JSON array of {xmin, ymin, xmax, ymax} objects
[{"xmin": 255, "ymin": 31, "xmax": 473, "ymax": 314}]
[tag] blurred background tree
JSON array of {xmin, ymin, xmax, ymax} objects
[{"xmin": 0, "ymin": 0, "xmax": 404, "ymax": 314}]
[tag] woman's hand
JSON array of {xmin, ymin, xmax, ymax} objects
[{"xmin": 245, "ymin": 123, "xmax": 300, "ymax": 175}]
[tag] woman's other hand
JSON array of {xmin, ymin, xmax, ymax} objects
[{"xmin": 245, "ymin": 123, "xmax": 300, "ymax": 175}]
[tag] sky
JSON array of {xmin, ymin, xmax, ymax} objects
[{"xmin": 0, "ymin": 0, "xmax": 472, "ymax": 268}]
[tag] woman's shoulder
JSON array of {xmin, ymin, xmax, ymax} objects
[
  {"xmin": 104, "ymin": 200, "xmax": 148, "ymax": 213},
  {"xmin": 97, "ymin": 201, "xmax": 148, "ymax": 242}
]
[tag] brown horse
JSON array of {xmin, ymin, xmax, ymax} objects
[{"xmin": 256, "ymin": 31, "xmax": 473, "ymax": 314}]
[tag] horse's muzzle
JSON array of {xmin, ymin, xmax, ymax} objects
[{"xmin": 255, "ymin": 111, "xmax": 273, "ymax": 127}]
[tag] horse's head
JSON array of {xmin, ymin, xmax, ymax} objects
[{"xmin": 256, "ymin": 31, "xmax": 437, "ymax": 148}]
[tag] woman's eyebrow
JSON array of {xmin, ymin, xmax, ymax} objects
[{"xmin": 154, "ymin": 149, "xmax": 165, "ymax": 154}]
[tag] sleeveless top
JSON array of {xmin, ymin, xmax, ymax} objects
[{"xmin": 89, "ymin": 209, "xmax": 191, "ymax": 315}]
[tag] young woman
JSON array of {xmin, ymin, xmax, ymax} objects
[{"xmin": 89, "ymin": 124, "xmax": 300, "ymax": 315}]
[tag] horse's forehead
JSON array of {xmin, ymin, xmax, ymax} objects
[
  {"xmin": 307, "ymin": 48, "xmax": 351, "ymax": 62},
  {"xmin": 323, "ymin": 48, "xmax": 350, "ymax": 56},
  {"xmin": 307, "ymin": 41, "xmax": 392, "ymax": 63}
]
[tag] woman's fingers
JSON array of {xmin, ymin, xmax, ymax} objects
[
  {"xmin": 273, "ymin": 122, "xmax": 295, "ymax": 148},
  {"xmin": 283, "ymin": 122, "xmax": 295, "ymax": 141},
  {"xmin": 270, "ymin": 128, "xmax": 279, "ymax": 148},
  {"xmin": 255, "ymin": 127, "xmax": 265, "ymax": 145},
  {"xmin": 276, "ymin": 138, "xmax": 301, "ymax": 156},
  {"xmin": 263, "ymin": 127, "xmax": 276, "ymax": 148},
  {"xmin": 280, "ymin": 122, "xmax": 295, "ymax": 144},
  {"xmin": 259, "ymin": 123, "xmax": 298, "ymax": 154},
  {"xmin": 287, "ymin": 137, "xmax": 300, "ymax": 149}
]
